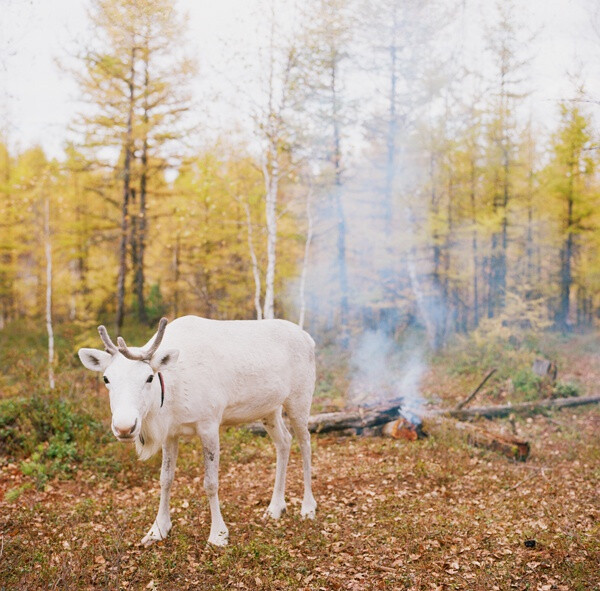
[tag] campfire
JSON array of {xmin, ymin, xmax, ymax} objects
[
  {"xmin": 305, "ymin": 395, "xmax": 428, "ymax": 439},
  {"xmin": 382, "ymin": 415, "xmax": 427, "ymax": 441},
  {"xmin": 247, "ymin": 360, "xmax": 600, "ymax": 462}
]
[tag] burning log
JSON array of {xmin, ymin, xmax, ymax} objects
[
  {"xmin": 381, "ymin": 416, "xmax": 428, "ymax": 440},
  {"xmin": 306, "ymin": 402, "xmax": 405, "ymax": 434},
  {"xmin": 245, "ymin": 400, "xmax": 429, "ymax": 438},
  {"xmin": 245, "ymin": 401, "xmax": 408, "ymax": 436}
]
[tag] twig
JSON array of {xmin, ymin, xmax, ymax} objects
[
  {"xmin": 504, "ymin": 467, "xmax": 545, "ymax": 493},
  {"xmin": 455, "ymin": 368, "xmax": 497, "ymax": 410}
]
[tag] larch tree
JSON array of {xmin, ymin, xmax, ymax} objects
[
  {"xmin": 483, "ymin": 0, "xmax": 531, "ymax": 319},
  {"xmin": 169, "ymin": 149, "xmax": 263, "ymax": 320},
  {"xmin": 355, "ymin": 0, "xmax": 443, "ymax": 339},
  {"xmin": 300, "ymin": 0, "xmax": 355, "ymax": 341},
  {"xmin": 72, "ymin": 0, "xmax": 194, "ymax": 331},
  {"xmin": 9, "ymin": 147, "xmax": 51, "ymax": 318},
  {"xmin": 544, "ymin": 103, "xmax": 595, "ymax": 331},
  {"xmin": 464, "ymin": 106, "xmax": 486, "ymax": 330}
]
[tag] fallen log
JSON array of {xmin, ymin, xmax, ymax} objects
[
  {"xmin": 245, "ymin": 401, "xmax": 405, "ymax": 436},
  {"xmin": 454, "ymin": 421, "xmax": 530, "ymax": 461},
  {"xmin": 436, "ymin": 394, "xmax": 600, "ymax": 421},
  {"xmin": 244, "ymin": 394, "xmax": 600, "ymax": 438}
]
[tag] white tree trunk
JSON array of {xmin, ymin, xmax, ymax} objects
[
  {"xmin": 263, "ymin": 150, "xmax": 279, "ymax": 320},
  {"xmin": 44, "ymin": 193, "xmax": 55, "ymax": 390},
  {"xmin": 244, "ymin": 202, "xmax": 263, "ymax": 320},
  {"xmin": 298, "ymin": 187, "xmax": 314, "ymax": 330}
]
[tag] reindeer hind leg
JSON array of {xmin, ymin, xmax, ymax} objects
[
  {"xmin": 284, "ymin": 397, "xmax": 317, "ymax": 519},
  {"xmin": 262, "ymin": 407, "xmax": 292, "ymax": 519}
]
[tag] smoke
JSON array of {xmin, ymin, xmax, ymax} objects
[
  {"xmin": 348, "ymin": 329, "xmax": 427, "ymax": 417},
  {"xmin": 283, "ymin": 135, "xmax": 440, "ymax": 415}
]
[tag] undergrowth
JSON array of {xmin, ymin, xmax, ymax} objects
[
  {"xmin": 0, "ymin": 320, "xmax": 162, "ymax": 492},
  {"xmin": 0, "ymin": 393, "xmax": 108, "ymax": 489},
  {"xmin": 434, "ymin": 328, "xmax": 586, "ymax": 404}
]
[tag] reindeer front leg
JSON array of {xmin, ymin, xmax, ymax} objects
[
  {"xmin": 142, "ymin": 436, "xmax": 178, "ymax": 546},
  {"xmin": 198, "ymin": 425, "xmax": 229, "ymax": 546}
]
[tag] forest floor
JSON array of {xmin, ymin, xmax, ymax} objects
[{"xmin": 0, "ymin": 325, "xmax": 599, "ymax": 590}]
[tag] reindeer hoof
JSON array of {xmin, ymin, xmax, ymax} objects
[
  {"xmin": 301, "ymin": 504, "xmax": 317, "ymax": 520},
  {"xmin": 141, "ymin": 520, "xmax": 172, "ymax": 546},
  {"xmin": 208, "ymin": 529, "xmax": 229, "ymax": 547},
  {"xmin": 265, "ymin": 503, "xmax": 287, "ymax": 520}
]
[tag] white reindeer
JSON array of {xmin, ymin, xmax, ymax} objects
[{"xmin": 78, "ymin": 315, "xmax": 317, "ymax": 547}]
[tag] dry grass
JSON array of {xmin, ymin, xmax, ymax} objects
[
  {"xmin": 2, "ymin": 410, "xmax": 599, "ymax": 590},
  {"xmin": 1, "ymin": 329, "xmax": 600, "ymax": 590}
]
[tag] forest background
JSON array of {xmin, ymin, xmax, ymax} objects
[{"xmin": 2, "ymin": 0, "xmax": 600, "ymax": 356}]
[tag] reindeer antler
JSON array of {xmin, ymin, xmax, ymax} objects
[
  {"xmin": 117, "ymin": 317, "xmax": 168, "ymax": 362},
  {"xmin": 98, "ymin": 325, "xmax": 119, "ymax": 355}
]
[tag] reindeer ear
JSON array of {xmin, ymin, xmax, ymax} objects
[
  {"xmin": 150, "ymin": 349, "xmax": 179, "ymax": 372},
  {"xmin": 78, "ymin": 348, "xmax": 112, "ymax": 372}
]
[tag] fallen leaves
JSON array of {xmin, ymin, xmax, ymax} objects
[{"xmin": 1, "ymin": 407, "xmax": 600, "ymax": 590}]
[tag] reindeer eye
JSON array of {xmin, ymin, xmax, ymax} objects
[
  {"xmin": 146, "ymin": 375, "xmax": 154, "ymax": 383},
  {"xmin": 103, "ymin": 376, "xmax": 109, "ymax": 384}
]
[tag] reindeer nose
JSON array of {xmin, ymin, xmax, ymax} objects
[{"xmin": 113, "ymin": 418, "xmax": 138, "ymax": 438}]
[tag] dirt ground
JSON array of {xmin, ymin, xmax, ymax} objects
[{"xmin": 1, "ymin": 334, "xmax": 599, "ymax": 590}]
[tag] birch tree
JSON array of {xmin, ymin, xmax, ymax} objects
[
  {"xmin": 43, "ymin": 176, "xmax": 55, "ymax": 389},
  {"xmin": 250, "ymin": 0, "xmax": 303, "ymax": 320}
]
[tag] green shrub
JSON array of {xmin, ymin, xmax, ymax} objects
[
  {"xmin": 4, "ymin": 483, "xmax": 32, "ymax": 502},
  {"xmin": 0, "ymin": 394, "xmax": 105, "ymax": 488},
  {"xmin": 553, "ymin": 381, "xmax": 581, "ymax": 398},
  {"xmin": 0, "ymin": 398, "xmax": 28, "ymax": 454},
  {"xmin": 0, "ymin": 395, "xmax": 99, "ymax": 458},
  {"xmin": 18, "ymin": 435, "xmax": 78, "ymax": 489},
  {"xmin": 512, "ymin": 368, "xmax": 542, "ymax": 400}
]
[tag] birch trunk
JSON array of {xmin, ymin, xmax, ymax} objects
[
  {"xmin": 263, "ymin": 150, "xmax": 278, "ymax": 320},
  {"xmin": 44, "ymin": 191, "xmax": 55, "ymax": 390},
  {"xmin": 172, "ymin": 233, "xmax": 180, "ymax": 317},
  {"xmin": 244, "ymin": 202, "xmax": 263, "ymax": 320},
  {"xmin": 298, "ymin": 188, "xmax": 314, "ymax": 330}
]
